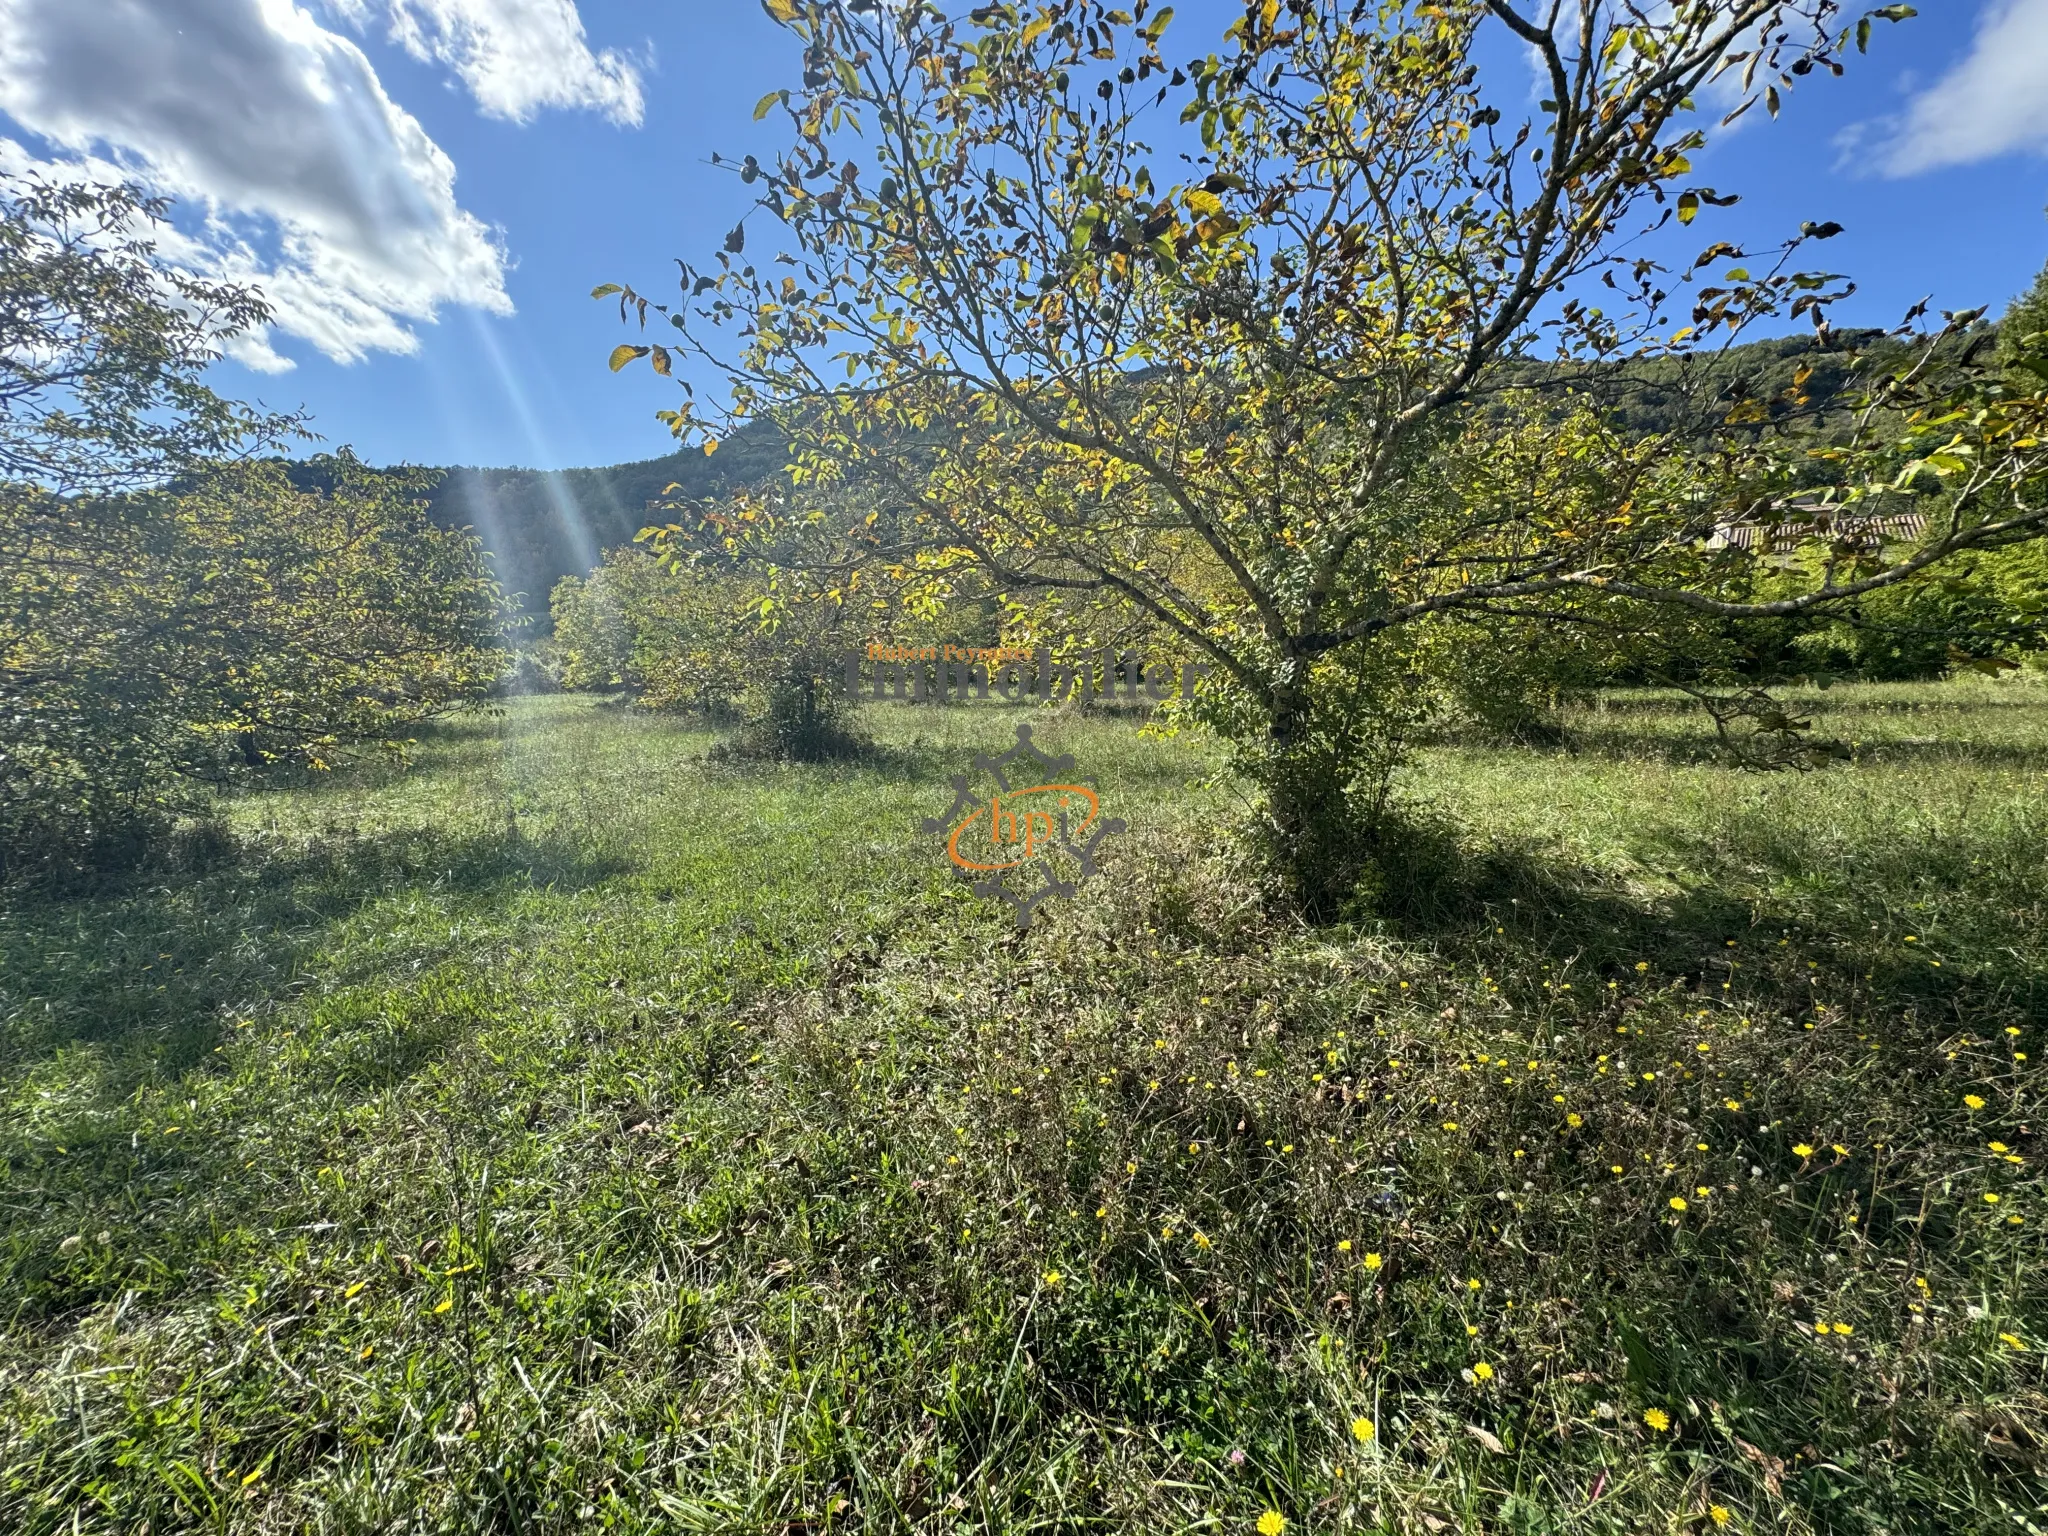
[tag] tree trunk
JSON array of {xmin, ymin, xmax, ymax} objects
[{"xmin": 1261, "ymin": 673, "xmax": 1362, "ymax": 919}]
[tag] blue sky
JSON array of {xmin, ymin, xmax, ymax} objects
[{"xmin": 3, "ymin": 0, "xmax": 2046, "ymax": 472}]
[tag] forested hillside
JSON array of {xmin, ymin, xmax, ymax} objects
[
  {"xmin": 399, "ymin": 324, "xmax": 1996, "ymax": 627},
  {"xmin": 404, "ymin": 417, "xmax": 789, "ymax": 620}
]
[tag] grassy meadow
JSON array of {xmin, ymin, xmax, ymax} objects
[{"xmin": 1, "ymin": 682, "xmax": 2043, "ymax": 1534}]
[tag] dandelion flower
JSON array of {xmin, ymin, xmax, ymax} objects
[
  {"xmin": 1467, "ymin": 1277, "xmax": 1482, "ymax": 1290},
  {"xmin": 1193, "ymin": 1231, "xmax": 1212, "ymax": 1250},
  {"xmin": 1643, "ymin": 1407, "xmax": 1670, "ymax": 1432},
  {"xmin": 1999, "ymin": 1332, "xmax": 2027, "ymax": 1350},
  {"xmin": 1710, "ymin": 1506, "xmax": 1732, "ymax": 1527},
  {"xmin": 1337, "ymin": 1240, "xmax": 1352, "ymax": 1253},
  {"xmin": 1189, "ymin": 1142, "xmax": 1201, "ymax": 1154},
  {"xmin": 1364, "ymin": 1252, "xmax": 1383, "ymax": 1271},
  {"xmin": 1669, "ymin": 1196, "xmax": 1688, "ymax": 1212},
  {"xmin": 1964, "ymin": 1095, "xmax": 1985, "ymax": 1111},
  {"xmin": 1043, "ymin": 1270, "xmax": 1062, "ymax": 1287},
  {"xmin": 1831, "ymin": 1322, "xmax": 1853, "ymax": 1335},
  {"xmin": 1793, "ymin": 1143, "xmax": 1815, "ymax": 1158},
  {"xmin": 1983, "ymin": 1192, "xmax": 2001, "ymax": 1204},
  {"xmin": 1442, "ymin": 1121, "xmax": 1459, "ymax": 1131},
  {"xmin": 1566, "ymin": 1113, "xmax": 1583, "ymax": 1128},
  {"xmin": 1351, "ymin": 1416, "xmax": 1375, "ymax": 1443},
  {"xmin": 1257, "ymin": 1513, "xmax": 1286, "ymax": 1536},
  {"xmin": 1161, "ymin": 1226, "xmax": 1175, "ymax": 1240},
  {"xmin": 1724, "ymin": 1099, "xmax": 1742, "ymax": 1111},
  {"xmin": 1471, "ymin": 1361, "xmax": 1494, "ymax": 1381}
]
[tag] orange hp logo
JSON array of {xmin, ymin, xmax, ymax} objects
[{"xmin": 922, "ymin": 724, "xmax": 1125, "ymax": 929}]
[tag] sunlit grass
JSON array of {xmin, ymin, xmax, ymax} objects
[{"xmin": 0, "ymin": 684, "xmax": 2040, "ymax": 1533}]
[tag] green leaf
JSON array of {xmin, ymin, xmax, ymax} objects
[
  {"xmin": 608, "ymin": 344, "xmax": 650, "ymax": 372},
  {"xmin": 590, "ymin": 283, "xmax": 622, "ymax": 299},
  {"xmin": 1676, "ymin": 192, "xmax": 1699, "ymax": 225},
  {"xmin": 754, "ymin": 90, "xmax": 785, "ymax": 120}
]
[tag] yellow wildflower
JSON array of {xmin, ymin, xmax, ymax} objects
[
  {"xmin": 1643, "ymin": 1407, "xmax": 1670, "ymax": 1432},
  {"xmin": 1351, "ymin": 1416, "xmax": 1375, "ymax": 1443}
]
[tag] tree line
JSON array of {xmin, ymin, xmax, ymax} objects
[{"xmin": 0, "ymin": 179, "xmax": 502, "ymax": 881}]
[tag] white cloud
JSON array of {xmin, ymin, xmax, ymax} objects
[
  {"xmin": 0, "ymin": 0, "xmax": 515, "ymax": 368},
  {"xmin": 360, "ymin": 0, "xmax": 644, "ymax": 126},
  {"xmin": 1879, "ymin": 0, "xmax": 2048, "ymax": 176}
]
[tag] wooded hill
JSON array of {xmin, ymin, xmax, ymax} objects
[
  {"xmin": 406, "ymin": 418, "xmax": 789, "ymax": 622},
  {"xmin": 395, "ymin": 326, "xmax": 1967, "ymax": 626}
]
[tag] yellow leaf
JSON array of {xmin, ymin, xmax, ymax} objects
[
  {"xmin": 1184, "ymin": 189, "xmax": 1223, "ymax": 218},
  {"xmin": 704, "ymin": 439, "xmax": 721, "ymax": 456},
  {"xmin": 1677, "ymin": 191, "xmax": 1699, "ymax": 224},
  {"xmin": 1261, "ymin": 0, "xmax": 1279, "ymax": 29},
  {"xmin": 762, "ymin": 0, "xmax": 798, "ymax": 21},
  {"xmin": 753, "ymin": 90, "xmax": 784, "ymax": 120},
  {"xmin": 1022, "ymin": 14, "xmax": 1050, "ymax": 44},
  {"xmin": 608, "ymin": 344, "xmax": 649, "ymax": 372}
]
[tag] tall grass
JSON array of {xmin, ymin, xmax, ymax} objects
[{"xmin": 0, "ymin": 685, "xmax": 2040, "ymax": 1533}]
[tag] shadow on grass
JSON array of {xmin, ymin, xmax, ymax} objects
[
  {"xmin": 1321, "ymin": 801, "xmax": 2046, "ymax": 1033},
  {"xmin": 1546, "ymin": 721, "xmax": 2048, "ymax": 772},
  {"xmin": 0, "ymin": 820, "xmax": 632, "ymax": 1094}
]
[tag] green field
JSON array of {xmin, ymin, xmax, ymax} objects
[{"xmin": 2, "ymin": 684, "xmax": 2042, "ymax": 1534}]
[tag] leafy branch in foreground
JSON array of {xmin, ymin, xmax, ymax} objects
[{"xmin": 0, "ymin": 175, "xmax": 297, "ymax": 494}]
